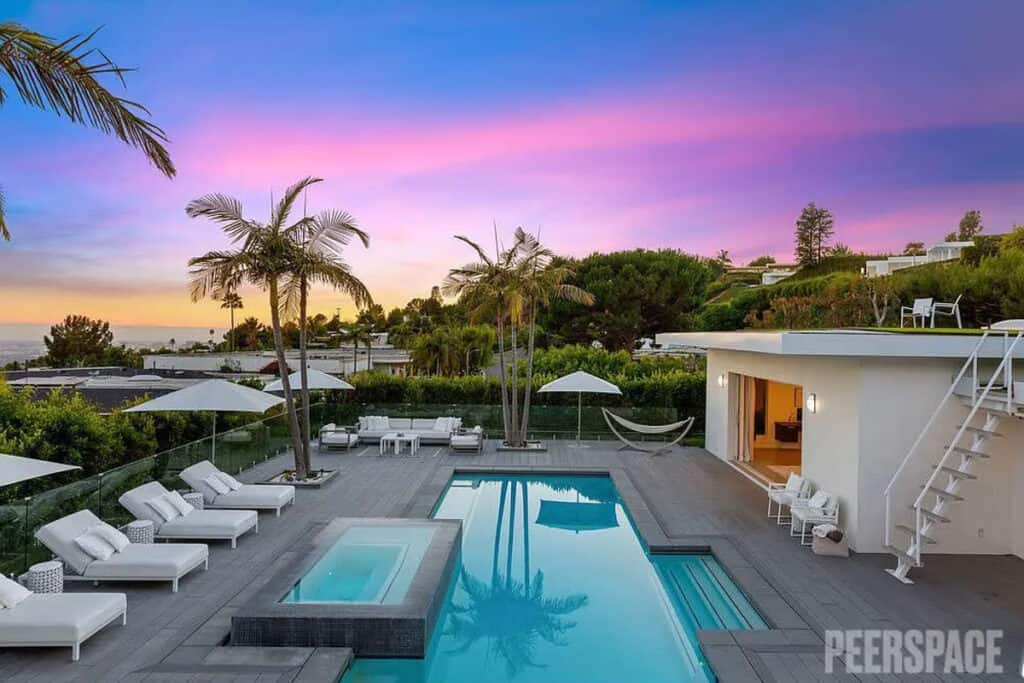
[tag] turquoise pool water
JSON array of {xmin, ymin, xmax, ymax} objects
[
  {"xmin": 344, "ymin": 475, "xmax": 765, "ymax": 682},
  {"xmin": 283, "ymin": 525, "xmax": 436, "ymax": 605}
]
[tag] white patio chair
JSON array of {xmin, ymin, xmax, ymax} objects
[
  {"xmin": 766, "ymin": 473, "xmax": 812, "ymax": 525},
  {"xmin": 319, "ymin": 423, "xmax": 359, "ymax": 450},
  {"xmin": 900, "ymin": 298, "xmax": 933, "ymax": 328},
  {"xmin": 450, "ymin": 426, "xmax": 484, "ymax": 453},
  {"xmin": 930, "ymin": 294, "xmax": 962, "ymax": 328},
  {"xmin": 0, "ymin": 577, "xmax": 126, "ymax": 661},
  {"xmin": 120, "ymin": 482, "xmax": 258, "ymax": 548},
  {"xmin": 180, "ymin": 460, "xmax": 295, "ymax": 516},
  {"xmin": 35, "ymin": 510, "xmax": 208, "ymax": 592},
  {"xmin": 790, "ymin": 490, "xmax": 840, "ymax": 545}
]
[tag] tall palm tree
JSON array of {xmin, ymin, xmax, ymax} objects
[
  {"xmin": 281, "ymin": 209, "xmax": 370, "ymax": 474},
  {"xmin": 186, "ymin": 177, "xmax": 321, "ymax": 479},
  {"xmin": 0, "ymin": 22, "xmax": 175, "ymax": 239},
  {"xmin": 219, "ymin": 292, "xmax": 243, "ymax": 351}
]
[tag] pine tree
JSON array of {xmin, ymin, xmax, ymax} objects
[{"xmin": 794, "ymin": 202, "xmax": 835, "ymax": 265}]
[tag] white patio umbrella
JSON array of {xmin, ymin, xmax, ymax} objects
[
  {"xmin": 263, "ymin": 368, "xmax": 354, "ymax": 392},
  {"xmin": 537, "ymin": 370, "xmax": 622, "ymax": 448},
  {"xmin": 0, "ymin": 453, "xmax": 81, "ymax": 488},
  {"xmin": 125, "ymin": 379, "xmax": 284, "ymax": 463}
]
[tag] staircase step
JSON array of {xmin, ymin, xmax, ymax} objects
[
  {"xmin": 894, "ymin": 524, "xmax": 937, "ymax": 544},
  {"xmin": 918, "ymin": 485, "xmax": 964, "ymax": 502},
  {"xmin": 958, "ymin": 425, "xmax": 1003, "ymax": 438},
  {"xmin": 885, "ymin": 544, "xmax": 919, "ymax": 566},
  {"xmin": 910, "ymin": 506, "xmax": 950, "ymax": 523},
  {"xmin": 933, "ymin": 465, "xmax": 976, "ymax": 480},
  {"xmin": 946, "ymin": 446, "xmax": 990, "ymax": 459}
]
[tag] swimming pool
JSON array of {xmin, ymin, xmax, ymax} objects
[
  {"xmin": 283, "ymin": 525, "xmax": 436, "ymax": 605},
  {"xmin": 344, "ymin": 474, "xmax": 765, "ymax": 682}
]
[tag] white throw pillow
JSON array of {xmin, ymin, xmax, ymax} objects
[
  {"xmin": 93, "ymin": 523, "xmax": 131, "ymax": 552},
  {"xmin": 807, "ymin": 490, "xmax": 830, "ymax": 509},
  {"xmin": 784, "ymin": 473, "xmax": 804, "ymax": 493},
  {"xmin": 0, "ymin": 574, "xmax": 31, "ymax": 609},
  {"xmin": 375, "ymin": 416, "xmax": 390, "ymax": 431},
  {"xmin": 433, "ymin": 417, "xmax": 448, "ymax": 431},
  {"xmin": 215, "ymin": 471, "xmax": 243, "ymax": 491},
  {"xmin": 74, "ymin": 531, "xmax": 116, "ymax": 561},
  {"xmin": 166, "ymin": 490, "xmax": 196, "ymax": 516},
  {"xmin": 204, "ymin": 474, "xmax": 231, "ymax": 495},
  {"xmin": 148, "ymin": 495, "xmax": 180, "ymax": 522},
  {"xmin": 357, "ymin": 417, "xmax": 368, "ymax": 430}
]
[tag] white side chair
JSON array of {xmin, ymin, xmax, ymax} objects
[
  {"xmin": 790, "ymin": 490, "xmax": 840, "ymax": 546},
  {"xmin": 900, "ymin": 298, "xmax": 933, "ymax": 328},
  {"xmin": 931, "ymin": 294, "xmax": 962, "ymax": 328},
  {"xmin": 766, "ymin": 473, "xmax": 812, "ymax": 525}
]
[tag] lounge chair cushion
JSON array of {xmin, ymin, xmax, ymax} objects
[
  {"xmin": 82, "ymin": 543, "xmax": 208, "ymax": 580},
  {"xmin": 207, "ymin": 485, "xmax": 294, "ymax": 510},
  {"xmin": 119, "ymin": 482, "xmax": 176, "ymax": 529},
  {"xmin": 178, "ymin": 460, "xmax": 225, "ymax": 503},
  {"xmin": 166, "ymin": 490, "xmax": 196, "ymax": 517},
  {"xmin": 204, "ymin": 475, "xmax": 231, "ymax": 495},
  {"xmin": 93, "ymin": 523, "xmax": 130, "ymax": 552},
  {"xmin": 215, "ymin": 472, "xmax": 243, "ymax": 491},
  {"xmin": 36, "ymin": 510, "xmax": 113, "ymax": 575},
  {"xmin": 806, "ymin": 490, "xmax": 829, "ymax": 509},
  {"xmin": 784, "ymin": 473, "xmax": 804, "ymax": 493},
  {"xmin": 157, "ymin": 509, "xmax": 257, "ymax": 540},
  {"xmin": 0, "ymin": 575, "xmax": 31, "ymax": 609},
  {"xmin": 321, "ymin": 431, "xmax": 357, "ymax": 447},
  {"xmin": 0, "ymin": 593, "xmax": 125, "ymax": 645},
  {"xmin": 74, "ymin": 532, "xmax": 116, "ymax": 561},
  {"xmin": 148, "ymin": 496, "xmax": 181, "ymax": 522}
]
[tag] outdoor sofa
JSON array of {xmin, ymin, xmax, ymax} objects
[
  {"xmin": 356, "ymin": 416, "xmax": 462, "ymax": 443},
  {"xmin": 35, "ymin": 510, "xmax": 209, "ymax": 592},
  {"xmin": 120, "ymin": 482, "xmax": 258, "ymax": 548},
  {"xmin": 180, "ymin": 460, "xmax": 295, "ymax": 516},
  {"xmin": 0, "ymin": 576, "xmax": 126, "ymax": 661},
  {"xmin": 318, "ymin": 424, "xmax": 359, "ymax": 450}
]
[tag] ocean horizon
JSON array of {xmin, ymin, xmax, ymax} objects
[{"xmin": 0, "ymin": 323, "xmax": 227, "ymax": 365}]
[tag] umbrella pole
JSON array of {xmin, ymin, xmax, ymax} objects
[
  {"xmin": 211, "ymin": 413, "xmax": 217, "ymax": 465},
  {"xmin": 577, "ymin": 393, "xmax": 582, "ymax": 446}
]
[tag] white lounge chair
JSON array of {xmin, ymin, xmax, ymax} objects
[
  {"xmin": 450, "ymin": 426, "xmax": 484, "ymax": 453},
  {"xmin": 900, "ymin": 297, "xmax": 933, "ymax": 328},
  {"xmin": 931, "ymin": 294, "xmax": 962, "ymax": 328},
  {"xmin": 35, "ymin": 510, "xmax": 208, "ymax": 592},
  {"xmin": 318, "ymin": 423, "xmax": 359, "ymax": 450},
  {"xmin": 0, "ymin": 581, "xmax": 126, "ymax": 661},
  {"xmin": 180, "ymin": 460, "xmax": 295, "ymax": 516},
  {"xmin": 766, "ymin": 473, "xmax": 812, "ymax": 525},
  {"xmin": 120, "ymin": 482, "xmax": 258, "ymax": 548},
  {"xmin": 790, "ymin": 490, "xmax": 840, "ymax": 546}
]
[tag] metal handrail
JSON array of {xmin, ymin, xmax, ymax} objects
[
  {"xmin": 882, "ymin": 330, "xmax": 996, "ymax": 548},
  {"xmin": 909, "ymin": 330, "xmax": 1022, "ymax": 562}
]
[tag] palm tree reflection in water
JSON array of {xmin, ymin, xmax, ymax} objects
[{"xmin": 443, "ymin": 480, "xmax": 589, "ymax": 677}]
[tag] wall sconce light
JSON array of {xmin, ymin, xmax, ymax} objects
[
  {"xmin": 717, "ymin": 374, "xmax": 727, "ymax": 388},
  {"xmin": 806, "ymin": 393, "xmax": 817, "ymax": 414}
]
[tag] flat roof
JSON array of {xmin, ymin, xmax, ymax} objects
[{"xmin": 655, "ymin": 329, "xmax": 1024, "ymax": 359}]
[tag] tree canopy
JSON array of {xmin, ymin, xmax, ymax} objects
[{"xmin": 794, "ymin": 202, "xmax": 835, "ymax": 266}]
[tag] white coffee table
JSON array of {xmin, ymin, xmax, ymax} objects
[{"xmin": 380, "ymin": 432, "xmax": 420, "ymax": 456}]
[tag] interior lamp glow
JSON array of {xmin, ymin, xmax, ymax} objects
[{"xmin": 806, "ymin": 393, "xmax": 817, "ymax": 413}]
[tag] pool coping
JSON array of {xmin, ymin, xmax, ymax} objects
[
  {"xmin": 231, "ymin": 517, "xmax": 462, "ymax": 657},
  {"xmin": 406, "ymin": 465, "xmax": 820, "ymax": 683}
]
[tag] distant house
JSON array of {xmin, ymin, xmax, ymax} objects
[{"xmin": 864, "ymin": 240, "xmax": 973, "ymax": 278}]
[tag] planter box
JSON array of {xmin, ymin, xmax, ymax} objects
[
  {"xmin": 496, "ymin": 441, "xmax": 548, "ymax": 452},
  {"xmin": 263, "ymin": 469, "xmax": 339, "ymax": 488}
]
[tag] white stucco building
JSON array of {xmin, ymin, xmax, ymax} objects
[
  {"xmin": 864, "ymin": 240, "xmax": 973, "ymax": 277},
  {"xmin": 656, "ymin": 329, "xmax": 1024, "ymax": 581}
]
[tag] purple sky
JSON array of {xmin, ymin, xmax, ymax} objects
[{"xmin": 2, "ymin": 1, "xmax": 1023, "ymax": 325}]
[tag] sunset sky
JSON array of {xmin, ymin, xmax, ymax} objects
[{"xmin": 2, "ymin": 1, "xmax": 1023, "ymax": 327}]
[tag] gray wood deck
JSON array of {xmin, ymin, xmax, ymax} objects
[{"xmin": 1, "ymin": 440, "xmax": 1020, "ymax": 682}]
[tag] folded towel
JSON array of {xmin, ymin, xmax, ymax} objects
[{"xmin": 812, "ymin": 523, "xmax": 839, "ymax": 538}]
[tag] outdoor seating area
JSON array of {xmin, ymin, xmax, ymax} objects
[
  {"xmin": 900, "ymin": 295, "xmax": 964, "ymax": 328},
  {"xmin": 766, "ymin": 473, "xmax": 842, "ymax": 548}
]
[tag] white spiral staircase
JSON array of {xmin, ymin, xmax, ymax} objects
[{"xmin": 883, "ymin": 329, "xmax": 1022, "ymax": 584}]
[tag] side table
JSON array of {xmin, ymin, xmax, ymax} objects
[
  {"xmin": 27, "ymin": 560, "xmax": 63, "ymax": 593},
  {"xmin": 183, "ymin": 491, "xmax": 205, "ymax": 510},
  {"xmin": 126, "ymin": 519, "xmax": 155, "ymax": 544}
]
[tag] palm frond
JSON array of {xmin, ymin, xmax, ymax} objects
[
  {"xmin": 184, "ymin": 193, "xmax": 258, "ymax": 241},
  {"xmin": 305, "ymin": 209, "xmax": 369, "ymax": 252},
  {"xmin": 0, "ymin": 22, "xmax": 175, "ymax": 177},
  {"xmin": 271, "ymin": 176, "xmax": 322, "ymax": 230},
  {"xmin": 0, "ymin": 185, "xmax": 7, "ymax": 240},
  {"xmin": 453, "ymin": 235, "xmax": 494, "ymax": 265},
  {"xmin": 187, "ymin": 249, "xmax": 245, "ymax": 302}
]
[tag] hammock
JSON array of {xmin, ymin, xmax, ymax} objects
[{"xmin": 601, "ymin": 408, "xmax": 695, "ymax": 455}]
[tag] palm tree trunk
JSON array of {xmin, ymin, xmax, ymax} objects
[
  {"xmin": 496, "ymin": 315, "xmax": 511, "ymax": 443},
  {"xmin": 298, "ymin": 276, "xmax": 312, "ymax": 475},
  {"xmin": 519, "ymin": 301, "xmax": 538, "ymax": 442},
  {"xmin": 229, "ymin": 308, "xmax": 235, "ymax": 352},
  {"xmin": 367, "ymin": 336, "xmax": 372, "ymax": 371},
  {"xmin": 268, "ymin": 278, "xmax": 307, "ymax": 479},
  {"xmin": 510, "ymin": 319, "xmax": 520, "ymax": 446}
]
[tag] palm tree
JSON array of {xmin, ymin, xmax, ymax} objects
[
  {"xmin": 186, "ymin": 177, "xmax": 321, "ymax": 479},
  {"xmin": 219, "ymin": 292, "xmax": 243, "ymax": 351},
  {"xmin": 280, "ymin": 209, "xmax": 370, "ymax": 474},
  {"xmin": 0, "ymin": 22, "xmax": 175, "ymax": 239}
]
